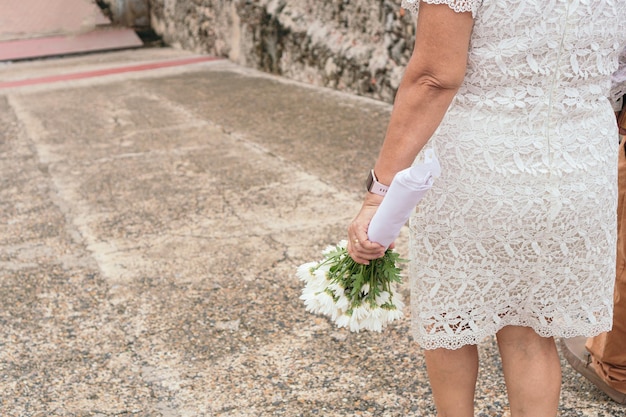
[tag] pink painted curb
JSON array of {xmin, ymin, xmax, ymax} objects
[{"xmin": 0, "ymin": 56, "xmax": 222, "ymax": 89}]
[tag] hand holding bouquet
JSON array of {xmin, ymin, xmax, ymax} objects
[{"xmin": 298, "ymin": 150, "xmax": 441, "ymax": 332}]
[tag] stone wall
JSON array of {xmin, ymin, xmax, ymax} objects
[
  {"xmin": 148, "ymin": 0, "xmax": 417, "ymax": 103},
  {"xmin": 98, "ymin": 0, "xmax": 151, "ymax": 28}
]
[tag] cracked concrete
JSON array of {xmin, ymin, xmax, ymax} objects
[{"xmin": 0, "ymin": 47, "xmax": 624, "ymax": 416}]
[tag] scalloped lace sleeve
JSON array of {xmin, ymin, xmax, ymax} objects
[
  {"xmin": 611, "ymin": 46, "xmax": 626, "ymax": 110},
  {"xmin": 401, "ymin": 0, "xmax": 481, "ymax": 18}
]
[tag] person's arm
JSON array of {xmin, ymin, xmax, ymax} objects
[{"xmin": 348, "ymin": 2, "xmax": 475, "ymax": 264}]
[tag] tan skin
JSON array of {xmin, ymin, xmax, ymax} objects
[{"xmin": 347, "ymin": 3, "xmax": 561, "ymax": 417}]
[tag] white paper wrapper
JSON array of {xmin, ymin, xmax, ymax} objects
[{"xmin": 367, "ymin": 149, "xmax": 441, "ymax": 248}]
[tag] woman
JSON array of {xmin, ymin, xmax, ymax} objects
[{"xmin": 348, "ymin": 1, "xmax": 626, "ymax": 416}]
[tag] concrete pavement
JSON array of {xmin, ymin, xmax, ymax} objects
[{"xmin": 0, "ymin": 47, "xmax": 623, "ymax": 416}]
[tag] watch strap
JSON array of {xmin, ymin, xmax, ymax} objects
[{"xmin": 367, "ymin": 169, "xmax": 389, "ymax": 196}]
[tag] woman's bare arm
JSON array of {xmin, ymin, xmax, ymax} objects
[{"xmin": 348, "ymin": 2, "xmax": 475, "ymax": 264}]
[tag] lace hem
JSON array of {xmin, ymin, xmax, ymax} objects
[
  {"xmin": 401, "ymin": 0, "xmax": 480, "ymax": 18},
  {"xmin": 411, "ymin": 318, "xmax": 613, "ymax": 351}
]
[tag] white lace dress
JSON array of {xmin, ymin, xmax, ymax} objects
[{"xmin": 401, "ymin": 0, "xmax": 626, "ymax": 350}]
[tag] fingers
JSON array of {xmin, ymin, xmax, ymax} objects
[
  {"xmin": 349, "ymin": 239, "xmax": 386, "ymax": 264},
  {"xmin": 348, "ymin": 228, "xmax": 386, "ymax": 264},
  {"xmin": 348, "ymin": 241, "xmax": 371, "ymax": 265},
  {"xmin": 347, "ymin": 193, "xmax": 387, "ymax": 264}
]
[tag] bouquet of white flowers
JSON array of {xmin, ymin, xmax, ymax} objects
[
  {"xmin": 298, "ymin": 150, "xmax": 441, "ymax": 332},
  {"xmin": 297, "ymin": 241, "xmax": 406, "ymax": 332}
]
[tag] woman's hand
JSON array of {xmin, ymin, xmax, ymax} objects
[{"xmin": 347, "ymin": 193, "xmax": 391, "ymax": 264}]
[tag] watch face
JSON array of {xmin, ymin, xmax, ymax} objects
[{"xmin": 366, "ymin": 170, "xmax": 374, "ymax": 191}]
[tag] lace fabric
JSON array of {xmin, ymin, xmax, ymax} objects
[{"xmin": 402, "ymin": 0, "xmax": 626, "ymax": 350}]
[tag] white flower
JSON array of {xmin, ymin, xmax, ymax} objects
[
  {"xmin": 361, "ymin": 314, "xmax": 384, "ymax": 332},
  {"xmin": 296, "ymin": 262, "xmax": 318, "ymax": 281},
  {"xmin": 322, "ymin": 240, "xmax": 347, "ymax": 255},
  {"xmin": 385, "ymin": 306, "xmax": 404, "ymax": 322},
  {"xmin": 335, "ymin": 294, "xmax": 350, "ymax": 311},
  {"xmin": 335, "ymin": 314, "xmax": 351, "ymax": 329},
  {"xmin": 351, "ymin": 305, "xmax": 369, "ymax": 321},
  {"xmin": 361, "ymin": 283, "xmax": 370, "ymax": 296}
]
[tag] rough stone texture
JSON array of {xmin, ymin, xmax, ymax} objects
[
  {"xmin": 149, "ymin": 0, "xmax": 416, "ymax": 103},
  {"xmin": 99, "ymin": 0, "xmax": 151, "ymax": 28}
]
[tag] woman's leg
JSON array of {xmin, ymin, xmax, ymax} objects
[
  {"xmin": 496, "ymin": 326, "xmax": 561, "ymax": 417},
  {"xmin": 423, "ymin": 344, "xmax": 478, "ymax": 417}
]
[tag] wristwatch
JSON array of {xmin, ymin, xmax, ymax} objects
[{"xmin": 366, "ymin": 169, "xmax": 389, "ymax": 196}]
